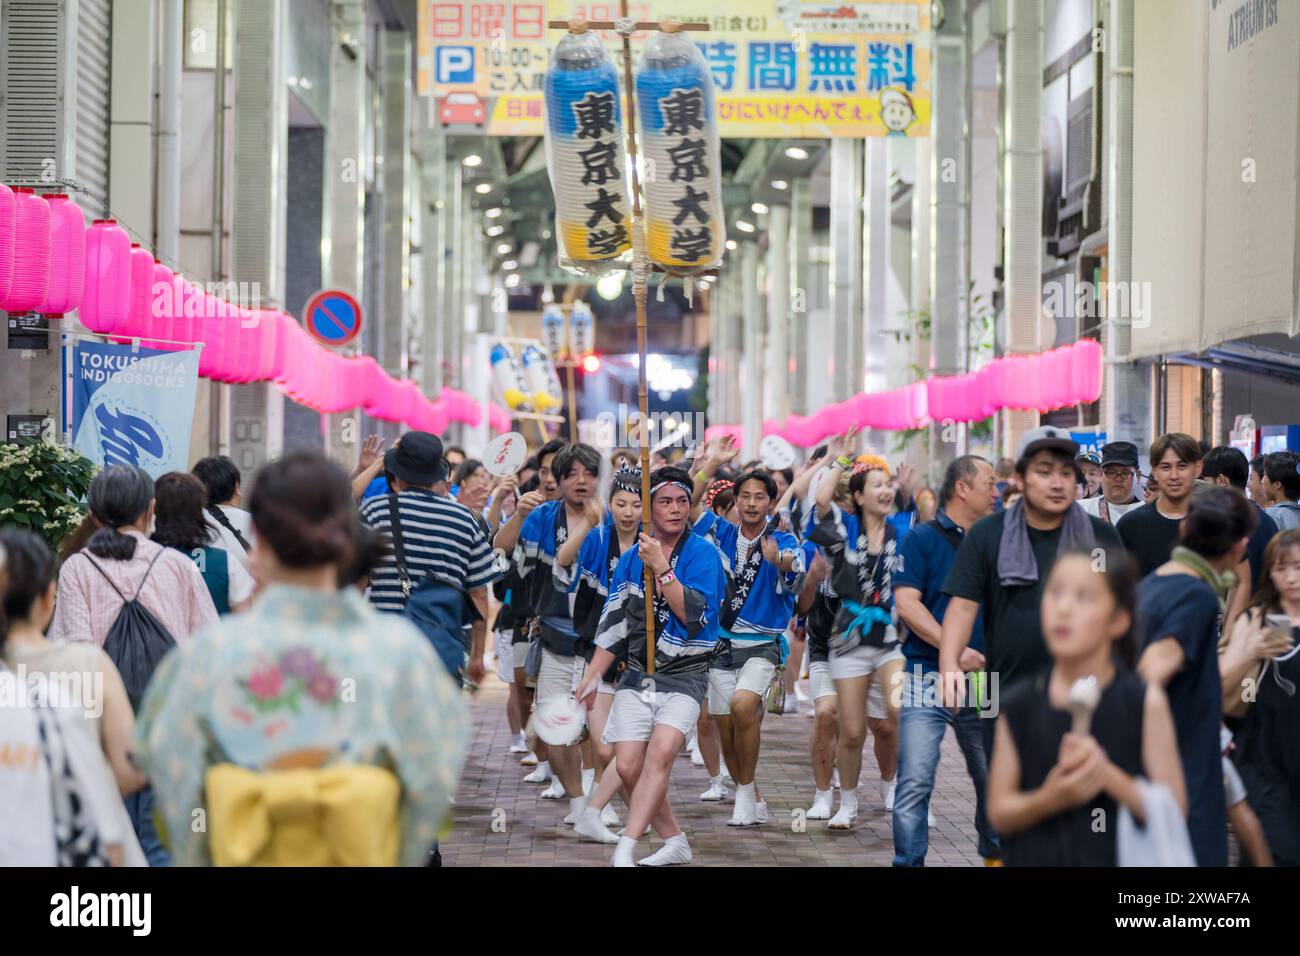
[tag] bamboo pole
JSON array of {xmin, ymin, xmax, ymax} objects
[{"xmin": 616, "ymin": 2, "xmax": 656, "ymax": 675}]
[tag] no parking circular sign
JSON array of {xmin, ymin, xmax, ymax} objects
[{"xmin": 303, "ymin": 289, "xmax": 364, "ymax": 348}]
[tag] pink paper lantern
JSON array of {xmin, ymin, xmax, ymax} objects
[
  {"xmin": 488, "ymin": 403, "xmax": 511, "ymax": 434},
  {"xmin": 927, "ymin": 376, "xmax": 952, "ymax": 424},
  {"xmin": 79, "ymin": 219, "xmax": 132, "ymax": 334},
  {"xmin": 973, "ymin": 364, "xmax": 996, "ymax": 419},
  {"xmin": 1071, "ymin": 339, "xmax": 1103, "ymax": 404},
  {"xmin": 113, "ymin": 245, "xmax": 156, "ymax": 342},
  {"xmin": 39, "ymin": 195, "xmax": 85, "ymax": 314},
  {"xmin": 141, "ymin": 261, "xmax": 176, "ymax": 346},
  {"xmin": 248, "ymin": 310, "xmax": 281, "ymax": 380},
  {"xmin": 1, "ymin": 188, "xmax": 51, "ymax": 313},
  {"xmin": 0, "ymin": 182, "xmax": 15, "ymax": 302}
]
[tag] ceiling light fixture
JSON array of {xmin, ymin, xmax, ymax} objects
[{"xmin": 462, "ymin": 154, "xmax": 482, "ymax": 167}]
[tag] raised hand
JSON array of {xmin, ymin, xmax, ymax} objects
[{"xmin": 357, "ymin": 435, "xmax": 386, "ymax": 472}]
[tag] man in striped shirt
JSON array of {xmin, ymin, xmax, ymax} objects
[{"xmin": 359, "ymin": 431, "xmax": 500, "ymax": 685}]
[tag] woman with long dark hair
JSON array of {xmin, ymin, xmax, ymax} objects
[
  {"xmin": 1220, "ymin": 528, "xmax": 1300, "ymax": 864},
  {"xmin": 133, "ymin": 451, "xmax": 468, "ymax": 866},
  {"xmin": 152, "ymin": 472, "xmax": 253, "ymax": 614}
]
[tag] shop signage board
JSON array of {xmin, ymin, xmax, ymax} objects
[{"xmin": 417, "ymin": 0, "xmax": 931, "ymax": 138}]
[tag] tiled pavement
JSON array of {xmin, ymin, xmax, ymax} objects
[{"xmin": 442, "ymin": 673, "xmax": 987, "ymax": 867}]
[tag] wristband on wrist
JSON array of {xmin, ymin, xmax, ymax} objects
[
  {"xmin": 834, "ymin": 455, "xmax": 853, "ymax": 470},
  {"xmin": 657, "ymin": 569, "xmax": 677, "ymax": 587},
  {"xmin": 693, "ymin": 470, "xmax": 709, "ymax": 483}
]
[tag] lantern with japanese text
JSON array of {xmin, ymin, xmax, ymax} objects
[
  {"xmin": 544, "ymin": 28, "xmax": 632, "ymax": 274},
  {"xmin": 636, "ymin": 30, "xmax": 725, "ymax": 275}
]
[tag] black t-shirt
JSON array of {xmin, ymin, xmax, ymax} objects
[
  {"xmin": 1246, "ymin": 504, "xmax": 1279, "ymax": 592},
  {"xmin": 942, "ymin": 509, "xmax": 1124, "ymax": 692},
  {"xmin": 1135, "ymin": 572, "xmax": 1228, "ymax": 867},
  {"xmin": 1001, "ymin": 668, "xmax": 1146, "ymax": 866},
  {"xmin": 1115, "ymin": 502, "xmax": 1184, "ymax": 577}
]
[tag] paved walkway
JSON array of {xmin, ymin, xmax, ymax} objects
[{"xmin": 443, "ymin": 672, "xmax": 987, "ymax": 867}]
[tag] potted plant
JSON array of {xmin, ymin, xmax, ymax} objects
[{"xmin": 0, "ymin": 440, "xmax": 98, "ymax": 548}]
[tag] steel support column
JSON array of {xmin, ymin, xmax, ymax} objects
[
  {"xmin": 1104, "ymin": 0, "xmax": 1149, "ymax": 452},
  {"xmin": 830, "ymin": 138, "xmax": 864, "ymax": 439},
  {"xmin": 765, "ymin": 202, "xmax": 791, "ymax": 425}
]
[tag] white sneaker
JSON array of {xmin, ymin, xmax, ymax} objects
[
  {"xmin": 600, "ymin": 803, "xmax": 621, "ymax": 827},
  {"xmin": 807, "ymin": 789, "xmax": 834, "ymax": 820},
  {"xmin": 881, "ymin": 779, "xmax": 897, "ymax": 812},
  {"xmin": 638, "ymin": 835, "xmax": 692, "ymax": 866},
  {"xmin": 689, "ymin": 742, "xmax": 705, "ymax": 767},
  {"xmin": 522, "ymin": 761, "xmax": 550, "ymax": 783},
  {"xmin": 700, "ymin": 777, "xmax": 729, "ymax": 802},
  {"xmin": 755, "ymin": 801, "xmax": 770, "ymax": 825},
  {"xmin": 540, "ymin": 777, "xmax": 566, "ymax": 800},
  {"xmin": 782, "ymin": 697, "xmax": 799, "ymax": 715},
  {"xmin": 508, "ymin": 732, "xmax": 528, "ymax": 754},
  {"xmin": 794, "ymin": 683, "xmax": 809, "ymax": 703},
  {"xmin": 728, "ymin": 784, "xmax": 758, "ymax": 826},
  {"xmin": 520, "ymin": 751, "xmax": 539, "ymax": 767},
  {"xmin": 618, "ymin": 825, "xmax": 653, "ymax": 837},
  {"xmin": 575, "ymin": 807, "xmax": 620, "ymax": 844}
]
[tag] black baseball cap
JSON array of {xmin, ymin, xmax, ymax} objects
[
  {"xmin": 384, "ymin": 431, "xmax": 448, "ymax": 487},
  {"xmin": 1100, "ymin": 441, "xmax": 1139, "ymax": 469}
]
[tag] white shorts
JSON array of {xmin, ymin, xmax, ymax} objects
[
  {"xmin": 537, "ymin": 647, "xmax": 584, "ymax": 702},
  {"xmin": 707, "ymin": 657, "xmax": 777, "ymax": 715},
  {"xmin": 494, "ymin": 630, "xmax": 515, "ymax": 683},
  {"xmin": 1223, "ymin": 756, "xmax": 1248, "ymax": 807},
  {"xmin": 603, "ymin": 688, "xmax": 700, "ymax": 744},
  {"xmin": 830, "ymin": 644, "xmax": 903, "ymax": 720},
  {"xmin": 807, "ymin": 660, "xmax": 837, "ymax": 702}
]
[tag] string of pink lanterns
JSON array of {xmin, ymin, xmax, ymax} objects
[
  {"xmin": 704, "ymin": 338, "xmax": 1105, "ymax": 448},
  {"xmin": 0, "ymin": 188, "xmax": 510, "ymax": 435}
]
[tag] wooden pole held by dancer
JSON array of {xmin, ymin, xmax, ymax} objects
[{"xmin": 549, "ymin": 6, "xmax": 712, "ymax": 675}]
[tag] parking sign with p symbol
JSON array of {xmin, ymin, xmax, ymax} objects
[{"xmin": 435, "ymin": 45, "xmax": 475, "ymax": 85}]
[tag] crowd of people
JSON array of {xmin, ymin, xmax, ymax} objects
[{"xmin": 2, "ymin": 422, "xmax": 1298, "ymax": 868}]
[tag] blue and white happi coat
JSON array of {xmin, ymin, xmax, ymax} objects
[{"xmin": 593, "ymin": 526, "xmax": 727, "ymax": 703}]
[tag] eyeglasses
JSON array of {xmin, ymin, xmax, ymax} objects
[{"xmin": 1102, "ymin": 468, "xmax": 1135, "ymax": 480}]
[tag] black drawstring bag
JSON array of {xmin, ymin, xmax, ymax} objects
[{"xmin": 83, "ymin": 551, "xmax": 177, "ymax": 710}]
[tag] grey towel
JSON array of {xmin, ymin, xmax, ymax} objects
[{"xmin": 997, "ymin": 498, "xmax": 1098, "ymax": 587}]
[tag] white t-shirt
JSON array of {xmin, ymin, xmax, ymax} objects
[
  {"xmin": 204, "ymin": 505, "xmax": 255, "ymax": 570},
  {"xmin": 1078, "ymin": 495, "xmax": 1144, "ymax": 525},
  {"xmin": 224, "ymin": 549, "xmax": 256, "ymax": 606}
]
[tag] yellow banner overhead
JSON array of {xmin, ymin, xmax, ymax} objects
[{"xmin": 417, "ymin": 0, "xmax": 931, "ymax": 138}]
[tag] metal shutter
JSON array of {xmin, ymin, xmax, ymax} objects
[
  {"xmin": 0, "ymin": 0, "xmax": 66, "ymax": 182},
  {"xmin": 75, "ymin": 0, "xmax": 112, "ymax": 215}
]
